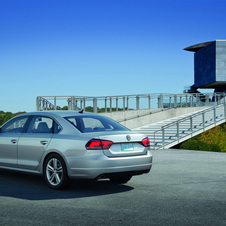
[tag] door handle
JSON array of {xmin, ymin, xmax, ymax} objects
[
  {"xmin": 11, "ymin": 139, "xmax": 17, "ymax": 144},
  {"xmin": 40, "ymin": 141, "xmax": 48, "ymax": 145}
]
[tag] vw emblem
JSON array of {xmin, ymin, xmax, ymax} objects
[{"xmin": 126, "ymin": 135, "xmax": 131, "ymax": 141}]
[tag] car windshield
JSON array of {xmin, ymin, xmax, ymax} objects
[{"xmin": 64, "ymin": 115, "xmax": 129, "ymax": 133}]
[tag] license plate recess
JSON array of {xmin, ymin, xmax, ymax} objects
[{"xmin": 121, "ymin": 143, "xmax": 134, "ymax": 151}]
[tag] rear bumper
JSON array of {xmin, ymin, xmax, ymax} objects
[
  {"xmin": 97, "ymin": 169, "xmax": 151, "ymax": 179},
  {"xmin": 67, "ymin": 151, "xmax": 152, "ymax": 179}
]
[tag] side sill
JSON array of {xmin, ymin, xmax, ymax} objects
[{"xmin": 0, "ymin": 166, "xmax": 41, "ymax": 175}]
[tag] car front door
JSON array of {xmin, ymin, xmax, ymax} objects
[{"xmin": 0, "ymin": 116, "xmax": 30, "ymax": 167}]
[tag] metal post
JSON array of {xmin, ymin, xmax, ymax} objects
[
  {"xmin": 214, "ymin": 107, "xmax": 216, "ymax": 125},
  {"xmin": 177, "ymin": 121, "xmax": 179, "ymax": 142},
  {"xmin": 162, "ymin": 128, "xmax": 165, "ymax": 149},
  {"xmin": 170, "ymin": 96, "xmax": 172, "ymax": 108},
  {"xmin": 180, "ymin": 96, "xmax": 182, "ymax": 107},
  {"xmin": 190, "ymin": 116, "xmax": 193, "ymax": 137},
  {"xmin": 202, "ymin": 112, "xmax": 205, "ymax": 131},
  {"xmin": 224, "ymin": 94, "xmax": 226, "ymax": 118}
]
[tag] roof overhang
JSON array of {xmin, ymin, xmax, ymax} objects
[{"xmin": 184, "ymin": 41, "xmax": 214, "ymax": 52}]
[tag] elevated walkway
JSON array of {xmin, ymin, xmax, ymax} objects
[{"xmin": 36, "ymin": 92, "xmax": 225, "ymax": 149}]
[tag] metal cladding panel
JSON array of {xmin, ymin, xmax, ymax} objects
[
  {"xmin": 194, "ymin": 41, "xmax": 216, "ymax": 88},
  {"xmin": 216, "ymin": 41, "xmax": 226, "ymax": 82}
]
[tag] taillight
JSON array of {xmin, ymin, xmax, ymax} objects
[
  {"xmin": 142, "ymin": 137, "xmax": 150, "ymax": 147},
  {"xmin": 86, "ymin": 139, "xmax": 113, "ymax": 150}
]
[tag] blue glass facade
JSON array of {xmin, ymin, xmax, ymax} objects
[{"xmin": 187, "ymin": 40, "xmax": 226, "ymax": 90}]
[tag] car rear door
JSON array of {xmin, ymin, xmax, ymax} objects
[{"xmin": 17, "ymin": 116, "xmax": 55, "ymax": 170}]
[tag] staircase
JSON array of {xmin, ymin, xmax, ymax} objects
[{"xmin": 133, "ymin": 103, "xmax": 225, "ymax": 149}]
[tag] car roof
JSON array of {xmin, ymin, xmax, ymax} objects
[{"xmin": 19, "ymin": 111, "xmax": 97, "ymax": 118}]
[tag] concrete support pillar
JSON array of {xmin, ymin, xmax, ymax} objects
[
  {"xmin": 206, "ymin": 94, "xmax": 209, "ymax": 106},
  {"xmin": 83, "ymin": 98, "xmax": 86, "ymax": 110},
  {"xmin": 36, "ymin": 97, "xmax": 41, "ymax": 111},
  {"xmin": 105, "ymin": 98, "xmax": 107, "ymax": 113},
  {"xmin": 110, "ymin": 97, "xmax": 112, "ymax": 113},
  {"xmin": 93, "ymin": 98, "xmax": 97, "ymax": 113},
  {"xmin": 158, "ymin": 94, "xmax": 163, "ymax": 108},
  {"xmin": 54, "ymin": 97, "xmax": 57, "ymax": 110},
  {"xmin": 136, "ymin": 96, "xmax": 140, "ymax": 110},
  {"xmin": 127, "ymin": 96, "xmax": 129, "ymax": 110},
  {"xmin": 148, "ymin": 95, "xmax": 151, "ymax": 109},
  {"xmin": 123, "ymin": 96, "xmax": 125, "ymax": 111},
  {"xmin": 174, "ymin": 95, "xmax": 177, "ymax": 108},
  {"xmin": 116, "ymin": 97, "xmax": 118, "ymax": 111}
]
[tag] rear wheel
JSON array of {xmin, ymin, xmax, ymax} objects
[
  {"xmin": 109, "ymin": 175, "xmax": 132, "ymax": 184},
  {"xmin": 44, "ymin": 154, "xmax": 70, "ymax": 189}
]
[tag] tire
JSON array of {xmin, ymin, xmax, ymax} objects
[
  {"xmin": 44, "ymin": 154, "xmax": 71, "ymax": 190},
  {"xmin": 109, "ymin": 175, "xmax": 132, "ymax": 184}
]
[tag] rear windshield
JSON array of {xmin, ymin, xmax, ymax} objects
[{"xmin": 64, "ymin": 115, "xmax": 129, "ymax": 133}]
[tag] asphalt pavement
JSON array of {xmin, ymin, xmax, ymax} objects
[{"xmin": 0, "ymin": 149, "xmax": 226, "ymax": 226}]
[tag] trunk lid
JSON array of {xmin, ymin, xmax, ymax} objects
[{"xmin": 98, "ymin": 133, "xmax": 149, "ymax": 157}]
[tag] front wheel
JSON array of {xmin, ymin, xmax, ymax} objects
[
  {"xmin": 44, "ymin": 154, "xmax": 70, "ymax": 189},
  {"xmin": 109, "ymin": 175, "xmax": 132, "ymax": 184}
]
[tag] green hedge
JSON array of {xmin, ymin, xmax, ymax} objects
[{"xmin": 180, "ymin": 139, "xmax": 221, "ymax": 152}]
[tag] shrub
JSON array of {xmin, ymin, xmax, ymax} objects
[{"xmin": 180, "ymin": 139, "xmax": 221, "ymax": 152}]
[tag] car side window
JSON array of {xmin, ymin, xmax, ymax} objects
[
  {"xmin": 64, "ymin": 115, "xmax": 129, "ymax": 133},
  {"xmin": 27, "ymin": 116, "xmax": 53, "ymax": 133},
  {"xmin": 26, "ymin": 116, "xmax": 61, "ymax": 134},
  {"xmin": 0, "ymin": 116, "xmax": 29, "ymax": 133},
  {"xmin": 83, "ymin": 117, "xmax": 105, "ymax": 131}
]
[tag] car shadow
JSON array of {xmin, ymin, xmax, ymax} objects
[{"xmin": 0, "ymin": 169, "xmax": 134, "ymax": 200}]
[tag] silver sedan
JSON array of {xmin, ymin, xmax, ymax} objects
[{"xmin": 0, "ymin": 111, "xmax": 152, "ymax": 189}]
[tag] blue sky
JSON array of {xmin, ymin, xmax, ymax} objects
[{"xmin": 0, "ymin": 0, "xmax": 226, "ymax": 112}]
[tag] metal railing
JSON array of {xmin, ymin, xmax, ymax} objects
[
  {"xmin": 153, "ymin": 98, "xmax": 226, "ymax": 149},
  {"xmin": 36, "ymin": 92, "xmax": 225, "ymax": 113}
]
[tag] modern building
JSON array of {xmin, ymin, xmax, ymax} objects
[{"xmin": 184, "ymin": 40, "xmax": 226, "ymax": 93}]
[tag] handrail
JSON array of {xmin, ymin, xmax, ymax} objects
[
  {"xmin": 161, "ymin": 104, "xmax": 219, "ymax": 130},
  {"xmin": 153, "ymin": 99, "xmax": 226, "ymax": 149}
]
